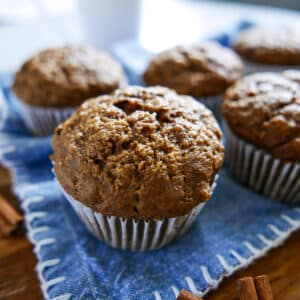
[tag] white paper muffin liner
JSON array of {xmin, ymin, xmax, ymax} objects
[
  {"xmin": 56, "ymin": 178, "xmax": 218, "ymax": 251},
  {"xmin": 15, "ymin": 97, "xmax": 75, "ymax": 136},
  {"xmin": 224, "ymin": 122, "xmax": 300, "ymax": 203},
  {"xmin": 243, "ymin": 59, "xmax": 300, "ymax": 75}
]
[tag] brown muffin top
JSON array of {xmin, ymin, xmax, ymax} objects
[
  {"xmin": 222, "ymin": 73, "xmax": 300, "ymax": 161},
  {"xmin": 233, "ymin": 27, "xmax": 300, "ymax": 65},
  {"xmin": 282, "ymin": 69, "xmax": 300, "ymax": 85},
  {"xmin": 13, "ymin": 46, "xmax": 126, "ymax": 108},
  {"xmin": 143, "ymin": 42, "xmax": 244, "ymax": 98},
  {"xmin": 52, "ymin": 86, "xmax": 224, "ymax": 219}
]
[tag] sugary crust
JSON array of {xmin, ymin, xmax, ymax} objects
[
  {"xmin": 13, "ymin": 46, "xmax": 126, "ymax": 108},
  {"xmin": 233, "ymin": 27, "xmax": 300, "ymax": 65},
  {"xmin": 143, "ymin": 42, "xmax": 244, "ymax": 98},
  {"xmin": 222, "ymin": 73, "xmax": 300, "ymax": 161},
  {"xmin": 282, "ymin": 69, "xmax": 300, "ymax": 85},
  {"xmin": 52, "ymin": 86, "xmax": 224, "ymax": 219}
]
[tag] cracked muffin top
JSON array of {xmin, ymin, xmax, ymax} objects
[
  {"xmin": 13, "ymin": 46, "xmax": 126, "ymax": 108},
  {"xmin": 233, "ymin": 27, "xmax": 300, "ymax": 65},
  {"xmin": 222, "ymin": 73, "xmax": 300, "ymax": 161},
  {"xmin": 52, "ymin": 86, "xmax": 224, "ymax": 219},
  {"xmin": 143, "ymin": 42, "xmax": 244, "ymax": 98}
]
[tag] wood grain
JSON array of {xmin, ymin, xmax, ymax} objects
[
  {"xmin": 0, "ymin": 167, "xmax": 42, "ymax": 300},
  {"xmin": 0, "ymin": 166, "xmax": 300, "ymax": 300}
]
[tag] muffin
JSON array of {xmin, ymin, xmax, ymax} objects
[
  {"xmin": 282, "ymin": 69, "xmax": 300, "ymax": 85},
  {"xmin": 143, "ymin": 41, "xmax": 244, "ymax": 117},
  {"xmin": 233, "ymin": 27, "xmax": 300, "ymax": 74},
  {"xmin": 52, "ymin": 86, "xmax": 224, "ymax": 250},
  {"xmin": 222, "ymin": 73, "xmax": 300, "ymax": 203},
  {"xmin": 12, "ymin": 45, "xmax": 126, "ymax": 136}
]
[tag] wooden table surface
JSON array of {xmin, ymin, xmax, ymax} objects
[{"xmin": 0, "ymin": 166, "xmax": 300, "ymax": 300}]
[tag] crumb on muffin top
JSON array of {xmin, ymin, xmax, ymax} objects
[
  {"xmin": 233, "ymin": 27, "xmax": 300, "ymax": 65},
  {"xmin": 143, "ymin": 42, "xmax": 244, "ymax": 98},
  {"xmin": 52, "ymin": 86, "xmax": 224, "ymax": 219},
  {"xmin": 13, "ymin": 46, "xmax": 126, "ymax": 108},
  {"xmin": 222, "ymin": 73, "xmax": 300, "ymax": 161}
]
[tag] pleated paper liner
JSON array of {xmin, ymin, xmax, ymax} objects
[
  {"xmin": 224, "ymin": 121, "xmax": 300, "ymax": 203},
  {"xmin": 56, "ymin": 178, "xmax": 218, "ymax": 251},
  {"xmin": 14, "ymin": 97, "xmax": 75, "ymax": 136}
]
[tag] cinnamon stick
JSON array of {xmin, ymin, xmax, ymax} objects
[
  {"xmin": 254, "ymin": 275, "xmax": 273, "ymax": 300},
  {"xmin": 177, "ymin": 289, "xmax": 203, "ymax": 300},
  {"xmin": 0, "ymin": 195, "xmax": 22, "ymax": 237},
  {"xmin": 237, "ymin": 277, "xmax": 259, "ymax": 300}
]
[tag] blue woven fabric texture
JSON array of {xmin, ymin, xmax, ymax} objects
[{"xmin": 0, "ymin": 23, "xmax": 300, "ymax": 300}]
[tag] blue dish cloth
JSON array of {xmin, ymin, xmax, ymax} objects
[{"xmin": 0, "ymin": 22, "xmax": 300, "ymax": 300}]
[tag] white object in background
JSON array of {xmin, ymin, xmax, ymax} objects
[
  {"xmin": 76, "ymin": 0, "xmax": 142, "ymax": 50},
  {"xmin": 0, "ymin": 0, "xmax": 75, "ymax": 26}
]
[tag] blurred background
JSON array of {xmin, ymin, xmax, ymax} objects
[
  {"xmin": 191, "ymin": 0, "xmax": 300, "ymax": 10},
  {"xmin": 1, "ymin": 0, "xmax": 300, "ymax": 72},
  {"xmin": 0, "ymin": 0, "xmax": 299, "ymax": 27}
]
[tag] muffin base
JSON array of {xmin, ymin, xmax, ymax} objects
[
  {"xmin": 14, "ymin": 97, "xmax": 75, "ymax": 136},
  {"xmin": 243, "ymin": 59, "xmax": 300, "ymax": 75},
  {"xmin": 55, "ymin": 177, "xmax": 217, "ymax": 251},
  {"xmin": 224, "ymin": 122, "xmax": 300, "ymax": 203}
]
